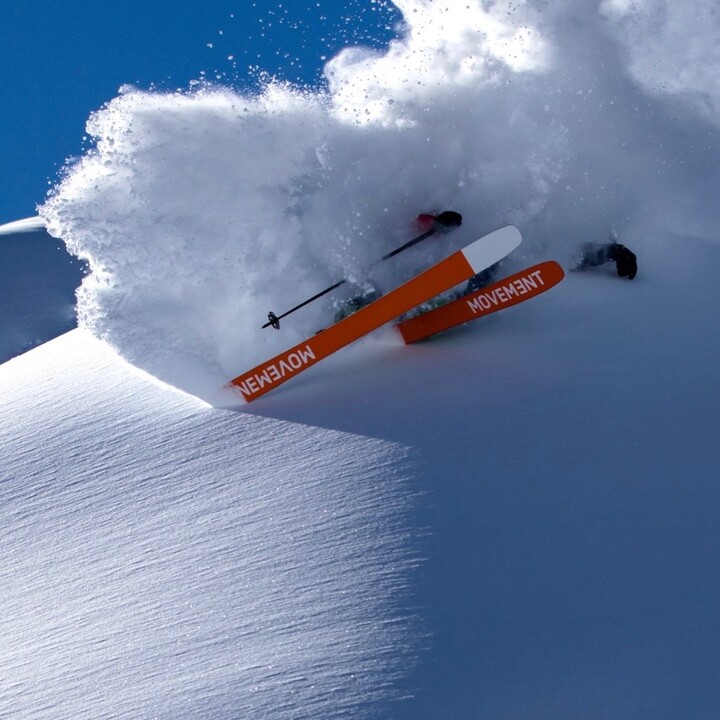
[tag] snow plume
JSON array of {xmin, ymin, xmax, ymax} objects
[
  {"xmin": 41, "ymin": 0, "xmax": 720, "ymax": 403},
  {"xmin": 325, "ymin": 0, "xmax": 550, "ymax": 124},
  {"xmin": 601, "ymin": 0, "xmax": 720, "ymax": 123}
]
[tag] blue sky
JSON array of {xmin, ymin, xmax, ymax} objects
[{"xmin": 1, "ymin": 0, "xmax": 400, "ymax": 222}]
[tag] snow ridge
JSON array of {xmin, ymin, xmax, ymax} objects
[{"xmin": 0, "ymin": 331, "xmax": 421, "ymax": 720}]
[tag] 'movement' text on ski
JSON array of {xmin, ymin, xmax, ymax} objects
[
  {"xmin": 234, "ymin": 346, "xmax": 316, "ymax": 397},
  {"xmin": 467, "ymin": 268, "xmax": 545, "ymax": 312},
  {"xmin": 396, "ymin": 260, "xmax": 564, "ymax": 344}
]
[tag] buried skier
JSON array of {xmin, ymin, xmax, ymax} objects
[
  {"xmin": 420, "ymin": 211, "xmax": 504, "ymax": 298},
  {"xmin": 264, "ymin": 210, "xmax": 463, "ymax": 329},
  {"xmin": 573, "ymin": 241, "xmax": 637, "ymax": 279},
  {"xmin": 334, "ymin": 210, "xmax": 463, "ymax": 322}
]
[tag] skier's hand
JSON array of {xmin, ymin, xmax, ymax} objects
[{"xmin": 615, "ymin": 245, "xmax": 637, "ymax": 279}]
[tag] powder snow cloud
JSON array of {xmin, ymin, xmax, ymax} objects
[{"xmin": 40, "ymin": 0, "xmax": 720, "ymax": 402}]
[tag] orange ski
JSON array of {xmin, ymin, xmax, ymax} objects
[
  {"xmin": 397, "ymin": 261, "xmax": 564, "ymax": 344},
  {"xmin": 227, "ymin": 225, "xmax": 522, "ymax": 401}
]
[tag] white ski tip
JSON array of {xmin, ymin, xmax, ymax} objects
[
  {"xmin": 462, "ymin": 225, "xmax": 522, "ymax": 273},
  {"xmin": 0, "ymin": 216, "xmax": 46, "ymax": 236}
]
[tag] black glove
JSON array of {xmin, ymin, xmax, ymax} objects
[{"xmin": 614, "ymin": 244, "xmax": 637, "ymax": 279}]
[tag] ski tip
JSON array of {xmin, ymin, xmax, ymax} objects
[{"xmin": 462, "ymin": 225, "xmax": 522, "ymax": 273}]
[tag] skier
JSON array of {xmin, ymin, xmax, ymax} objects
[
  {"xmin": 425, "ymin": 214, "xmax": 504, "ymax": 294},
  {"xmin": 334, "ymin": 211, "xmax": 463, "ymax": 322},
  {"xmin": 573, "ymin": 241, "xmax": 637, "ymax": 279},
  {"xmin": 420, "ymin": 210, "xmax": 500, "ymax": 294},
  {"xmin": 463, "ymin": 263, "xmax": 499, "ymax": 294}
]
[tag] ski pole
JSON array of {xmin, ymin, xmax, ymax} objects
[{"xmin": 263, "ymin": 211, "xmax": 462, "ymax": 329}]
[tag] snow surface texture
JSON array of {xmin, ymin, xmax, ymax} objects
[
  {"xmin": 5, "ymin": 0, "xmax": 720, "ymax": 717},
  {"xmin": 0, "ymin": 331, "xmax": 420, "ymax": 719},
  {"xmin": 40, "ymin": 0, "xmax": 718, "ymax": 404}
]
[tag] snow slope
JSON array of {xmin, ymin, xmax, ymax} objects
[
  {"xmin": 4, "ymin": 0, "xmax": 720, "ymax": 717},
  {"xmin": 0, "ymin": 330, "xmax": 420, "ymax": 720},
  {"xmin": 244, "ymin": 232, "xmax": 720, "ymax": 719},
  {"xmin": 3, "ymin": 231, "xmax": 720, "ymax": 719}
]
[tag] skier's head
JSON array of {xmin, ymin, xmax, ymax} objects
[
  {"xmin": 416, "ymin": 211, "xmax": 462, "ymax": 234},
  {"xmin": 433, "ymin": 211, "xmax": 462, "ymax": 231}
]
